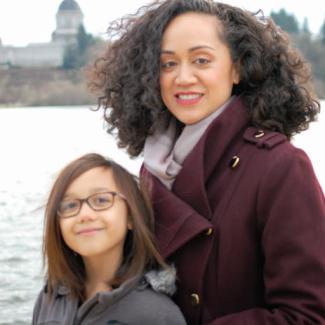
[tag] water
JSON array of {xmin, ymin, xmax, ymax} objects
[
  {"xmin": 0, "ymin": 104, "xmax": 324, "ymax": 324},
  {"xmin": 0, "ymin": 106, "xmax": 142, "ymax": 324}
]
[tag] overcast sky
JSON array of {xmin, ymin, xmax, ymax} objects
[{"xmin": 0, "ymin": 0, "xmax": 324, "ymax": 46}]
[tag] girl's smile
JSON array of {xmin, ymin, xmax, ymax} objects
[
  {"xmin": 59, "ymin": 167, "xmax": 131, "ymax": 260},
  {"xmin": 76, "ymin": 227, "xmax": 104, "ymax": 236}
]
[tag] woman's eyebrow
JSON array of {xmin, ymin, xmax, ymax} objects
[{"xmin": 161, "ymin": 45, "xmax": 215, "ymax": 55}]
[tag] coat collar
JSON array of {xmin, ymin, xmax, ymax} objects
[
  {"xmin": 146, "ymin": 172, "xmax": 212, "ymax": 258},
  {"xmin": 143, "ymin": 97, "xmax": 250, "ymax": 258},
  {"xmin": 172, "ymin": 96, "xmax": 249, "ymax": 218}
]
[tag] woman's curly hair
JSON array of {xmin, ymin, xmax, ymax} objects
[{"xmin": 88, "ymin": 0, "xmax": 320, "ymax": 157}]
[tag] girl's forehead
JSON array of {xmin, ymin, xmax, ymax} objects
[{"xmin": 65, "ymin": 167, "xmax": 116, "ymax": 195}]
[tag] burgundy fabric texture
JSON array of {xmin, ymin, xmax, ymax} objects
[{"xmin": 142, "ymin": 97, "xmax": 325, "ymax": 324}]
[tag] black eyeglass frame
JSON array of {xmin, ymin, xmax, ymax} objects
[{"xmin": 57, "ymin": 191, "xmax": 127, "ymax": 219}]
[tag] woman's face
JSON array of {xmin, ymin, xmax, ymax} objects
[
  {"xmin": 59, "ymin": 167, "xmax": 131, "ymax": 264},
  {"xmin": 160, "ymin": 12, "xmax": 239, "ymax": 125}
]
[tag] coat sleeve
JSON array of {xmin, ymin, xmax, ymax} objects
[{"xmin": 204, "ymin": 148, "xmax": 325, "ymax": 324}]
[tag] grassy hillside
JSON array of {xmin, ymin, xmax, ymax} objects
[
  {"xmin": 0, "ymin": 64, "xmax": 323, "ymax": 108},
  {"xmin": 0, "ymin": 67, "xmax": 97, "ymax": 107}
]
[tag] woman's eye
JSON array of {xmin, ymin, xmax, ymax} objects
[
  {"xmin": 160, "ymin": 61, "xmax": 176, "ymax": 69},
  {"xmin": 194, "ymin": 57, "xmax": 210, "ymax": 65}
]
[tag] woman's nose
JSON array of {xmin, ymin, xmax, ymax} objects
[{"xmin": 175, "ymin": 64, "xmax": 197, "ymax": 85}]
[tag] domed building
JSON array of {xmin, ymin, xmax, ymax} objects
[
  {"xmin": 52, "ymin": 0, "xmax": 84, "ymax": 45},
  {"xmin": 0, "ymin": 0, "xmax": 84, "ymax": 67}
]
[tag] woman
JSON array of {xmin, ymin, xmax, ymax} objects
[
  {"xmin": 32, "ymin": 153, "xmax": 186, "ymax": 324},
  {"xmin": 89, "ymin": 0, "xmax": 325, "ymax": 324}
]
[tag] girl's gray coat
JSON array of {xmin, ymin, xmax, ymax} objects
[{"xmin": 32, "ymin": 268, "xmax": 186, "ymax": 325}]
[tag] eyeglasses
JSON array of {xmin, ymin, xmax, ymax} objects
[{"xmin": 57, "ymin": 191, "xmax": 126, "ymax": 219}]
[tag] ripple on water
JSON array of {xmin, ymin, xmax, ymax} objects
[{"xmin": 0, "ymin": 191, "xmax": 44, "ymax": 324}]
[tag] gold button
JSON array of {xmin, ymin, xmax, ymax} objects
[
  {"xmin": 254, "ymin": 130, "xmax": 265, "ymax": 138},
  {"xmin": 190, "ymin": 293, "xmax": 200, "ymax": 306},
  {"xmin": 206, "ymin": 228, "xmax": 213, "ymax": 236},
  {"xmin": 230, "ymin": 156, "xmax": 240, "ymax": 168}
]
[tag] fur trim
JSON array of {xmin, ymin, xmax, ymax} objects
[{"xmin": 144, "ymin": 265, "xmax": 177, "ymax": 296}]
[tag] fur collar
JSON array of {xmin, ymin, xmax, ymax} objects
[{"xmin": 144, "ymin": 265, "xmax": 177, "ymax": 296}]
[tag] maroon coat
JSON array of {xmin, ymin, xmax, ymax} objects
[{"xmin": 142, "ymin": 97, "xmax": 325, "ymax": 324}]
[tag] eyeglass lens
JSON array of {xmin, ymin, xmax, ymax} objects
[{"xmin": 58, "ymin": 192, "xmax": 115, "ymax": 218}]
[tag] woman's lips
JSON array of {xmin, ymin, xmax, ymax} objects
[{"xmin": 175, "ymin": 93, "xmax": 203, "ymax": 106}]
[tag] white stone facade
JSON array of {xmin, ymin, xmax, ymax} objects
[{"xmin": 0, "ymin": 0, "xmax": 83, "ymax": 68}]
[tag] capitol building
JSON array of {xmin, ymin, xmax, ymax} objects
[{"xmin": 0, "ymin": 0, "xmax": 83, "ymax": 67}]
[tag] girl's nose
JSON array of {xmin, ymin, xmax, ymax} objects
[{"xmin": 77, "ymin": 202, "xmax": 98, "ymax": 222}]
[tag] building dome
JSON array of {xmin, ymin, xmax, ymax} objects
[
  {"xmin": 58, "ymin": 0, "xmax": 81, "ymax": 11},
  {"xmin": 53, "ymin": 0, "xmax": 83, "ymax": 45}
]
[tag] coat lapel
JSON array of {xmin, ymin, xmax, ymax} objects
[
  {"xmin": 172, "ymin": 97, "xmax": 249, "ymax": 219},
  {"xmin": 142, "ymin": 97, "xmax": 250, "ymax": 258},
  {"xmin": 143, "ymin": 168, "xmax": 212, "ymax": 258}
]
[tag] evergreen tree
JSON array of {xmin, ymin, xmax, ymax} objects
[
  {"xmin": 302, "ymin": 17, "xmax": 311, "ymax": 35},
  {"xmin": 77, "ymin": 24, "xmax": 95, "ymax": 53},
  {"xmin": 271, "ymin": 9, "xmax": 299, "ymax": 34},
  {"xmin": 62, "ymin": 24, "xmax": 96, "ymax": 70},
  {"xmin": 63, "ymin": 44, "xmax": 80, "ymax": 70},
  {"xmin": 321, "ymin": 19, "xmax": 325, "ymax": 45}
]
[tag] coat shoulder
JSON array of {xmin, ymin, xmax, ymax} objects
[
  {"xmin": 239, "ymin": 126, "xmax": 310, "ymax": 174},
  {"xmin": 243, "ymin": 127, "xmax": 287, "ymax": 150},
  {"xmin": 242, "ymin": 126, "xmax": 315, "ymax": 180},
  {"xmin": 118, "ymin": 281, "xmax": 186, "ymax": 325}
]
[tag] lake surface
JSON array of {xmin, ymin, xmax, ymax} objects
[{"xmin": 0, "ymin": 104, "xmax": 324, "ymax": 324}]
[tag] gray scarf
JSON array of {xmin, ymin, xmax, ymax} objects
[{"xmin": 144, "ymin": 97, "xmax": 234, "ymax": 189}]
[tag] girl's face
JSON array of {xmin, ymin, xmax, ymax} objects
[
  {"xmin": 59, "ymin": 167, "xmax": 131, "ymax": 264},
  {"xmin": 160, "ymin": 12, "xmax": 239, "ymax": 125}
]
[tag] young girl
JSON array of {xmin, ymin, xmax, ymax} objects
[{"xmin": 32, "ymin": 153, "xmax": 186, "ymax": 325}]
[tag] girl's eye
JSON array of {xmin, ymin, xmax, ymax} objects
[
  {"xmin": 93, "ymin": 194, "xmax": 112, "ymax": 206},
  {"xmin": 160, "ymin": 61, "xmax": 177, "ymax": 69},
  {"xmin": 194, "ymin": 57, "xmax": 210, "ymax": 65},
  {"xmin": 60, "ymin": 200, "xmax": 78, "ymax": 212}
]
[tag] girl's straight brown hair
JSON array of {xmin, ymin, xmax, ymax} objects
[{"xmin": 43, "ymin": 153, "xmax": 166, "ymax": 300}]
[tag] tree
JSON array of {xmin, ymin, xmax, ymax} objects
[
  {"xmin": 63, "ymin": 44, "xmax": 80, "ymax": 70},
  {"xmin": 62, "ymin": 24, "xmax": 97, "ymax": 70},
  {"xmin": 321, "ymin": 19, "xmax": 325, "ymax": 45},
  {"xmin": 77, "ymin": 24, "xmax": 95, "ymax": 53},
  {"xmin": 271, "ymin": 9, "xmax": 299, "ymax": 34},
  {"xmin": 302, "ymin": 17, "xmax": 311, "ymax": 35}
]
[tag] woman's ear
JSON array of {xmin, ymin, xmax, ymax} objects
[
  {"xmin": 233, "ymin": 74, "xmax": 240, "ymax": 85},
  {"xmin": 233, "ymin": 64, "xmax": 240, "ymax": 85},
  {"xmin": 127, "ymin": 219, "xmax": 133, "ymax": 230}
]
